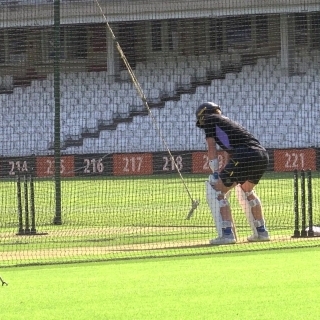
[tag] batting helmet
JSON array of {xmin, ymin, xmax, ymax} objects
[{"xmin": 196, "ymin": 102, "xmax": 221, "ymax": 128}]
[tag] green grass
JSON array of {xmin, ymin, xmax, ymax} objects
[
  {"xmin": 0, "ymin": 172, "xmax": 320, "ymax": 266},
  {"xmin": 0, "ymin": 172, "xmax": 307, "ymax": 228},
  {"xmin": 1, "ymin": 248, "xmax": 320, "ymax": 320}
]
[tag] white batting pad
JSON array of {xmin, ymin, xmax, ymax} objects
[
  {"xmin": 235, "ymin": 184, "xmax": 258, "ymax": 237},
  {"xmin": 205, "ymin": 181, "xmax": 223, "ymax": 237}
]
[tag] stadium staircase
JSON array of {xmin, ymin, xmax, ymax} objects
[{"xmin": 61, "ymin": 66, "xmax": 231, "ymax": 149}]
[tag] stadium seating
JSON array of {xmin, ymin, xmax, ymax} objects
[{"xmin": 0, "ymin": 51, "xmax": 320, "ymax": 156}]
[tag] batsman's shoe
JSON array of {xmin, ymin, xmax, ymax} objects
[
  {"xmin": 247, "ymin": 230, "xmax": 270, "ymax": 242},
  {"xmin": 209, "ymin": 234, "xmax": 236, "ymax": 245}
]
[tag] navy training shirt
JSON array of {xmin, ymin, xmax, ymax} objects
[{"xmin": 202, "ymin": 114, "xmax": 266, "ymax": 151}]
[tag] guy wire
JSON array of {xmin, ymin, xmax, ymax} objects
[{"xmin": 93, "ymin": 0, "xmax": 199, "ymax": 212}]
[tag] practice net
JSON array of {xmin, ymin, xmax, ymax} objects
[{"xmin": 0, "ymin": 0, "xmax": 320, "ymax": 267}]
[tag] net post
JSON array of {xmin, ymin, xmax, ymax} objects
[
  {"xmin": 293, "ymin": 169, "xmax": 300, "ymax": 237},
  {"xmin": 307, "ymin": 169, "xmax": 314, "ymax": 237},
  {"xmin": 16, "ymin": 173, "xmax": 24, "ymax": 235},
  {"xmin": 29, "ymin": 172, "xmax": 37, "ymax": 234},
  {"xmin": 53, "ymin": 0, "xmax": 62, "ymax": 226},
  {"xmin": 300, "ymin": 170, "xmax": 307, "ymax": 237},
  {"xmin": 23, "ymin": 174, "xmax": 31, "ymax": 234}
]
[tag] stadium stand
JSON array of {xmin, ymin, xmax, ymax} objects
[{"xmin": 0, "ymin": 51, "xmax": 319, "ymax": 157}]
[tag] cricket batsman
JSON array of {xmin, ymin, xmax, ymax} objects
[{"xmin": 196, "ymin": 102, "xmax": 270, "ymax": 245}]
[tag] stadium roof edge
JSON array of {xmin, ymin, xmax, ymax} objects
[{"xmin": 0, "ymin": 0, "xmax": 319, "ymax": 28}]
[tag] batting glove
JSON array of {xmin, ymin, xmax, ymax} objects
[{"xmin": 209, "ymin": 172, "xmax": 219, "ymax": 186}]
